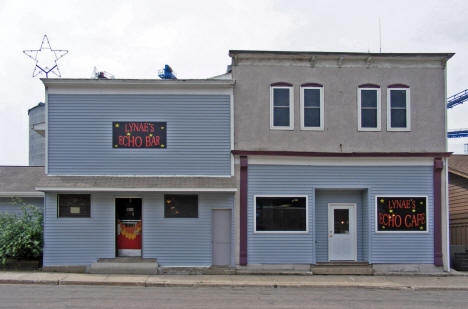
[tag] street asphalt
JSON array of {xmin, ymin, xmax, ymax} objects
[{"xmin": 1, "ymin": 284, "xmax": 468, "ymax": 308}]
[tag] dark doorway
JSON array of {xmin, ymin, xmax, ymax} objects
[{"xmin": 116, "ymin": 198, "xmax": 142, "ymax": 257}]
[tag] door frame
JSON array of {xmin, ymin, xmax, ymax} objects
[
  {"xmin": 114, "ymin": 196, "xmax": 143, "ymax": 257},
  {"xmin": 327, "ymin": 203, "xmax": 357, "ymax": 261},
  {"xmin": 211, "ymin": 208, "xmax": 232, "ymax": 266}
]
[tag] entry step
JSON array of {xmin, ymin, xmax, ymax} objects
[
  {"xmin": 311, "ymin": 262, "xmax": 373, "ymax": 275},
  {"xmin": 87, "ymin": 257, "xmax": 159, "ymax": 275}
]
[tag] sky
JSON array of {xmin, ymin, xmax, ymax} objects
[{"xmin": 1, "ymin": 0, "xmax": 468, "ymax": 165}]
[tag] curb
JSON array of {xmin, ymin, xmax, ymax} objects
[{"xmin": 2, "ymin": 279, "xmax": 468, "ymax": 291}]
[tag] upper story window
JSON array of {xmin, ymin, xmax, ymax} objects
[
  {"xmin": 270, "ymin": 83, "xmax": 294, "ymax": 130},
  {"xmin": 357, "ymin": 84, "xmax": 381, "ymax": 131},
  {"xmin": 300, "ymin": 83, "xmax": 324, "ymax": 130},
  {"xmin": 387, "ymin": 84, "xmax": 411, "ymax": 131}
]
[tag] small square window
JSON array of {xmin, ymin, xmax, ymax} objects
[
  {"xmin": 164, "ymin": 194, "xmax": 198, "ymax": 218},
  {"xmin": 58, "ymin": 194, "xmax": 91, "ymax": 218},
  {"xmin": 387, "ymin": 87, "xmax": 411, "ymax": 131},
  {"xmin": 301, "ymin": 86, "xmax": 324, "ymax": 130},
  {"xmin": 358, "ymin": 87, "xmax": 381, "ymax": 131},
  {"xmin": 270, "ymin": 86, "xmax": 294, "ymax": 130}
]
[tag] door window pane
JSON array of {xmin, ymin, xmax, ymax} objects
[
  {"xmin": 334, "ymin": 209, "xmax": 349, "ymax": 234},
  {"xmin": 256, "ymin": 197, "xmax": 306, "ymax": 231}
]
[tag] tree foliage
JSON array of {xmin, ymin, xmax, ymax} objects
[{"xmin": 0, "ymin": 198, "xmax": 43, "ymax": 264}]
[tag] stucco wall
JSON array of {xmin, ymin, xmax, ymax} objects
[{"xmin": 232, "ymin": 63, "xmax": 446, "ymax": 153}]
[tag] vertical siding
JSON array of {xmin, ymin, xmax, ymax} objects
[
  {"xmin": 248, "ymin": 165, "xmax": 434, "ymax": 264},
  {"xmin": 0, "ymin": 197, "xmax": 43, "ymax": 216},
  {"xmin": 315, "ymin": 190, "xmax": 366, "ymax": 262},
  {"xmin": 29, "ymin": 104, "xmax": 45, "ymax": 166},
  {"xmin": 44, "ymin": 192, "xmax": 234, "ymax": 267},
  {"xmin": 143, "ymin": 192, "xmax": 234, "ymax": 266},
  {"xmin": 449, "ymin": 173, "xmax": 468, "ymax": 225},
  {"xmin": 47, "ymin": 94, "xmax": 231, "ymax": 176}
]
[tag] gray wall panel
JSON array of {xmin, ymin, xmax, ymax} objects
[
  {"xmin": 248, "ymin": 165, "xmax": 433, "ymax": 264},
  {"xmin": 47, "ymin": 94, "xmax": 231, "ymax": 176}
]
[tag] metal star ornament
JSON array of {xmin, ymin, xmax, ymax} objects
[{"xmin": 23, "ymin": 35, "xmax": 68, "ymax": 78}]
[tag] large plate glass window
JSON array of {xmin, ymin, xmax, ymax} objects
[
  {"xmin": 301, "ymin": 84, "xmax": 324, "ymax": 130},
  {"xmin": 164, "ymin": 194, "xmax": 198, "ymax": 218},
  {"xmin": 387, "ymin": 85, "xmax": 411, "ymax": 131},
  {"xmin": 358, "ymin": 85, "xmax": 381, "ymax": 131},
  {"xmin": 255, "ymin": 196, "xmax": 307, "ymax": 232},
  {"xmin": 58, "ymin": 194, "xmax": 91, "ymax": 218},
  {"xmin": 270, "ymin": 84, "xmax": 294, "ymax": 130}
]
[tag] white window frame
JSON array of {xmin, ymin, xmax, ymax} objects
[
  {"xmin": 387, "ymin": 88, "xmax": 411, "ymax": 131},
  {"xmin": 357, "ymin": 87, "xmax": 381, "ymax": 131},
  {"xmin": 253, "ymin": 194, "xmax": 309, "ymax": 234},
  {"xmin": 300, "ymin": 86, "xmax": 324, "ymax": 130},
  {"xmin": 270, "ymin": 86, "xmax": 294, "ymax": 130}
]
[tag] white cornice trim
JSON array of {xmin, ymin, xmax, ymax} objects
[
  {"xmin": 35, "ymin": 187, "xmax": 237, "ymax": 192},
  {"xmin": 248, "ymin": 156, "xmax": 434, "ymax": 166}
]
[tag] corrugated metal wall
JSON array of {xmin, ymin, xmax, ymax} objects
[
  {"xmin": 0, "ymin": 197, "xmax": 43, "ymax": 216},
  {"xmin": 248, "ymin": 165, "xmax": 434, "ymax": 264},
  {"xmin": 43, "ymin": 192, "xmax": 234, "ymax": 267},
  {"xmin": 449, "ymin": 173, "xmax": 468, "ymax": 249},
  {"xmin": 47, "ymin": 94, "xmax": 231, "ymax": 176}
]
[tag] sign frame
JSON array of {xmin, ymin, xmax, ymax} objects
[
  {"xmin": 374, "ymin": 195, "xmax": 429, "ymax": 234},
  {"xmin": 112, "ymin": 121, "xmax": 167, "ymax": 149}
]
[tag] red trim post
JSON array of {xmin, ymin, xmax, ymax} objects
[
  {"xmin": 239, "ymin": 156, "xmax": 248, "ymax": 265},
  {"xmin": 433, "ymin": 158, "xmax": 443, "ymax": 266}
]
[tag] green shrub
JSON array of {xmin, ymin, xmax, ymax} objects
[{"xmin": 0, "ymin": 198, "xmax": 43, "ymax": 264}]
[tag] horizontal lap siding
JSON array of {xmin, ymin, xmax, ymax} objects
[
  {"xmin": 248, "ymin": 165, "xmax": 433, "ymax": 264},
  {"xmin": 43, "ymin": 193, "xmax": 115, "ymax": 266},
  {"xmin": 44, "ymin": 192, "xmax": 234, "ymax": 267},
  {"xmin": 143, "ymin": 193, "xmax": 234, "ymax": 266},
  {"xmin": 0, "ymin": 197, "xmax": 43, "ymax": 216},
  {"xmin": 47, "ymin": 94, "xmax": 231, "ymax": 176}
]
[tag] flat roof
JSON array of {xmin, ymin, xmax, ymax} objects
[
  {"xmin": 229, "ymin": 50, "xmax": 455, "ymax": 60},
  {"xmin": 41, "ymin": 78, "xmax": 234, "ymax": 87}
]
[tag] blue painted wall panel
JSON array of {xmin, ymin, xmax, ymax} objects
[
  {"xmin": 315, "ymin": 190, "xmax": 366, "ymax": 262},
  {"xmin": 47, "ymin": 94, "xmax": 231, "ymax": 176},
  {"xmin": 43, "ymin": 192, "xmax": 234, "ymax": 267},
  {"xmin": 248, "ymin": 165, "xmax": 433, "ymax": 264},
  {"xmin": 0, "ymin": 197, "xmax": 43, "ymax": 216}
]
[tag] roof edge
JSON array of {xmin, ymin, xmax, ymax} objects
[
  {"xmin": 41, "ymin": 78, "xmax": 234, "ymax": 88},
  {"xmin": 229, "ymin": 50, "xmax": 455, "ymax": 60}
]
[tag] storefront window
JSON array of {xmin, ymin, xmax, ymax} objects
[
  {"xmin": 164, "ymin": 194, "xmax": 198, "ymax": 218},
  {"xmin": 255, "ymin": 196, "xmax": 307, "ymax": 232}
]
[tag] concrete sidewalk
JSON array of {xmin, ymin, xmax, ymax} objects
[{"xmin": 1, "ymin": 271, "xmax": 468, "ymax": 290}]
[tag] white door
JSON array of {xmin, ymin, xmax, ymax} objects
[
  {"xmin": 212, "ymin": 209, "xmax": 232, "ymax": 266},
  {"xmin": 328, "ymin": 203, "xmax": 357, "ymax": 261}
]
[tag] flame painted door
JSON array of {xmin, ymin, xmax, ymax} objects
[{"xmin": 116, "ymin": 198, "xmax": 142, "ymax": 257}]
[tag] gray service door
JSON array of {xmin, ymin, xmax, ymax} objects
[{"xmin": 212, "ymin": 209, "xmax": 232, "ymax": 266}]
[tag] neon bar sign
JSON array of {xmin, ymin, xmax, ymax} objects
[
  {"xmin": 376, "ymin": 196, "xmax": 427, "ymax": 232},
  {"xmin": 113, "ymin": 122, "xmax": 166, "ymax": 149}
]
